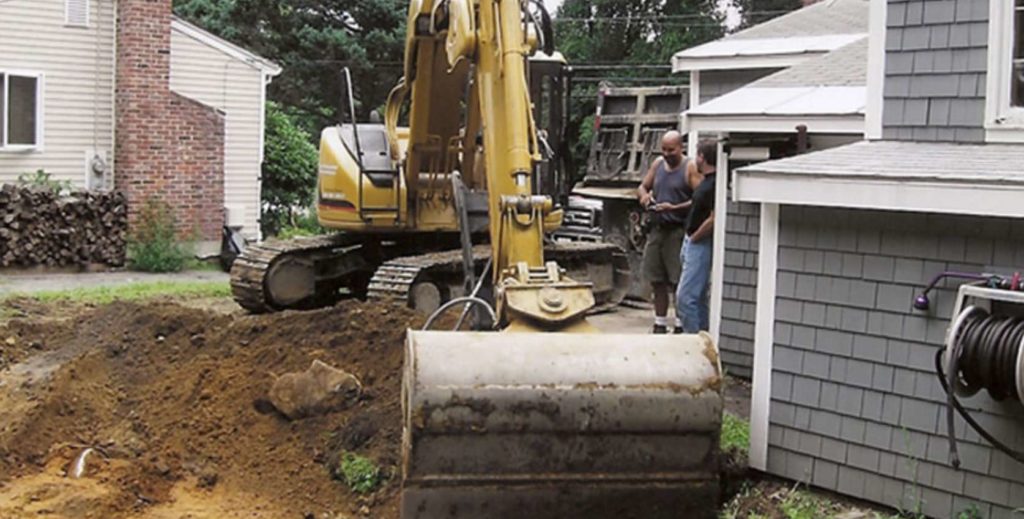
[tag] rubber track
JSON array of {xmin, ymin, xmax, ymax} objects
[
  {"xmin": 366, "ymin": 241, "xmax": 629, "ymax": 311},
  {"xmin": 229, "ymin": 234, "xmax": 358, "ymax": 313}
]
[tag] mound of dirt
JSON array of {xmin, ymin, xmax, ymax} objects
[{"xmin": 0, "ymin": 299, "xmax": 423, "ymax": 518}]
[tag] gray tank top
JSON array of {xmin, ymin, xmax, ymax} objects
[{"xmin": 652, "ymin": 158, "xmax": 692, "ymax": 225}]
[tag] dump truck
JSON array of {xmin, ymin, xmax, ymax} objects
[{"xmin": 553, "ymin": 84, "xmax": 690, "ymax": 300}]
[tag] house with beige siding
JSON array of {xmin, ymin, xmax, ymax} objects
[{"xmin": 0, "ymin": 0, "xmax": 280, "ymax": 242}]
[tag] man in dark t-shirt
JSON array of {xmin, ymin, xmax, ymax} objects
[
  {"xmin": 676, "ymin": 139, "xmax": 717, "ymax": 333},
  {"xmin": 637, "ymin": 131, "xmax": 693, "ymax": 334}
]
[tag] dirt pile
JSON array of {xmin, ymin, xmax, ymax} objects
[{"xmin": 0, "ymin": 299, "xmax": 421, "ymax": 518}]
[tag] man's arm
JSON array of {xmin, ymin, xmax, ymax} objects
[
  {"xmin": 654, "ymin": 199, "xmax": 692, "ymax": 213},
  {"xmin": 686, "ymin": 160, "xmax": 703, "ymax": 190},
  {"xmin": 637, "ymin": 157, "xmax": 662, "ymax": 207},
  {"xmin": 690, "ymin": 212, "xmax": 714, "ymax": 242}
]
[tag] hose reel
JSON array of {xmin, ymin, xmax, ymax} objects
[{"xmin": 917, "ymin": 281, "xmax": 1024, "ymax": 468}]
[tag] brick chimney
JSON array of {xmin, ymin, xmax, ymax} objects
[{"xmin": 115, "ymin": 0, "xmax": 225, "ymax": 241}]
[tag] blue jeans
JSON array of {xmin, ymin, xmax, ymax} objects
[{"xmin": 676, "ymin": 235, "xmax": 712, "ymax": 333}]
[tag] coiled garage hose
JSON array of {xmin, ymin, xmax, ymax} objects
[{"xmin": 936, "ymin": 305, "xmax": 1024, "ymax": 468}]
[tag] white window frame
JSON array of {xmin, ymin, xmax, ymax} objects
[
  {"xmin": 65, "ymin": 0, "xmax": 90, "ymax": 28},
  {"xmin": 985, "ymin": 0, "xmax": 1024, "ymax": 142},
  {"xmin": 0, "ymin": 71, "xmax": 45, "ymax": 152}
]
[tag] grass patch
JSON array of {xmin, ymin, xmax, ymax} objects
[
  {"xmin": 3, "ymin": 281, "xmax": 231, "ymax": 305},
  {"xmin": 333, "ymin": 452, "xmax": 383, "ymax": 494},
  {"xmin": 721, "ymin": 411, "xmax": 750, "ymax": 454}
]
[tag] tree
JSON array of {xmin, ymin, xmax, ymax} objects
[
  {"xmin": 173, "ymin": 0, "xmax": 407, "ymax": 133},
  {"xmin": 552, "ymin": 0, "xmax": 725, "ymax": 178},
  {"xmin": 260, "ymin": 101, "xmax": 319, "ymax": 236},
  {"xmin": 731, "ymin": 0, "xmax": 804, "ymax": 29}
]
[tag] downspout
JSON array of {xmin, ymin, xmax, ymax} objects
[{"xmin": 110, "ymin": 0, "xmax": 118, "ymax": 187}]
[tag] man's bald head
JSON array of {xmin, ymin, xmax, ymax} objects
[
  {"xmin": 660, "ymin": 131, "xmax": 684, "ymax": 169},
  {"xmin": 661, "ymin": 131, "xmax": 684, "ymax": 148}
]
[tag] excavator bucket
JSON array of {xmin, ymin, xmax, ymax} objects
[{"xmin": 401, "ymin": 330, "xmax": 723, "ymax": 519}]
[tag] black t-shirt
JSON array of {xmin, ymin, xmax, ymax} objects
[{"xmin": 686, "ymin": 171, "xmax": 716, "ymax": 236}]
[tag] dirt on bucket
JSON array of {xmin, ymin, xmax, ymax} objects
[{"xmin": 0, "ymin": 299, "xmax": 423, "ymax": 518}]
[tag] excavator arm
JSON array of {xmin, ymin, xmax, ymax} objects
[
  {"xmin": 399, "ymin": 1, "xmax": 725, "ymax": 517},
  {"xmin": 470, "ymin": 0, "xmax": 597, "ymax": 330}
]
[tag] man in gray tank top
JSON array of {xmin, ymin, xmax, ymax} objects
[{"xmin": 637, "ymin": 131, "xmax": 694, "ymax": 334}]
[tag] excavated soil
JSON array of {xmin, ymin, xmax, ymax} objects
[{"xmin": 0, "ymin": 299, "xmax": 423, "ymax": 518}]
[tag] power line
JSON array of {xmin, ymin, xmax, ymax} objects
[
  {"xmin": 572, "ymin": 65, "xmax": 672, "ymax": 70},
  {"xmin": 573, "ymin": 77, "xmax": 686, "ymax": 83},
  {"xmin": 551, "ymin": 10, "xmax": 791, "ymax": 22}
]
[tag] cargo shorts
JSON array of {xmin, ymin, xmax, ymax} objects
[{"xmin": 642, "ymin": 224, "xmax": 685, "ymax": 285}]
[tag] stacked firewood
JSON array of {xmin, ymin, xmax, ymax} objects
[{"xmin": 0, "ymin": 184, "xmax": 127, "ymax": 267}]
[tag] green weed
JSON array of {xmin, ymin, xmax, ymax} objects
[
  {"xmin": 333, "ymin": 452, "xmax": 382, "ymax": 494},
  {"xmin": 128, "ymin": 199, "xmax": 196, "ymax": 273},
  {"xmin": 721, "ymin": 411, "xmax": 750, "ymax": 454}
]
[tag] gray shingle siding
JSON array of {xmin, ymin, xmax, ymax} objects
[
  {"xmin": 882, "ymin": 0, "xmax": 988, "ymax": 142},
  {"xmin": 720, "ymin": 199, "xmax": 760, "ymax": 377},
  {"xmin": 767, "ymin": 206, "xmax": 1024, "ymax": 518}
]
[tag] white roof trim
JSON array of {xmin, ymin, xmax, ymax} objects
[
  {"xmin": 686, "ymin": 86, "xmax": 866, "ymax": 117},
  {"xmin": 171, "ymin": 17, "xmax": 283, "ymax": 76},
  {"xmin": 732, "ymin": 140, "xmax": 1024, "ymax": 218},
  {"xmin": 685, "ymin": 114, "xmax": 865, "ymax": 135},
  {"xmin": 733, "ymin": 171, "xmax": 1024, "ymax": 219},
  {"xmin": 671, "ymin": 33, "xmax": 867, "ymax": 72}
]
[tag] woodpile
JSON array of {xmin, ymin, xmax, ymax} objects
[{"xmin": 0, "ymin": 184, "xmax": 127, "ymax": 268}]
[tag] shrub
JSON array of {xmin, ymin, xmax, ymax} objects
[
  {"xmin": 127, "ymin": 199, "xmax": 195, "ymax": 273},
  {"xmin": 262, "ymin": 101, "xmax": 319, "ymax": 237},
  {"xmin": 18, "ymin": 169, "xmax": 73, "ymax": 195}
]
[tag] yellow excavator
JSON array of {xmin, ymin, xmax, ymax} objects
[
  {"xmin": 234, "ymin": 0, "xmax": 724, "ymax": 516},
  {"xmin": 229, "ymin": 26, "xmax": 626, "ymax": 316}
]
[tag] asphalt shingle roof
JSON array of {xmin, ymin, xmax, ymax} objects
[
  {"xmin": 727, "ymin": 0, "xmax": 869, "ymax": 40},
  {"xmin": 753, "ymin": 37, "xmax": 868, "ymax": 88}
]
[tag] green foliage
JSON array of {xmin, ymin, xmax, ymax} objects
[
  {"xmin": 553, "ymin": 0, "xmax": 724, "ymax": 177},
  {"xmin": 4, "ymin": 281, "xmax": 231, "ymax": 305},
  {"xmin": 276, "ymin": 207, "xmax": 326, "ymax": 240},
  {"xmin": 18, "ymin": 169, "xmax": 73, "ymax": 195},
  {"xmin": 172, "ymin": 0, "xmax": 407, "ymax": 131},
  {"xmin": 778, "ymin": 490, "xmax": 841, "ymax": 519},
  {"xmin": 732, "ymin": 0, "xmax": 805, "ymax": 29},
  {"xmin": 261, "ymin": 101, "xmax": 320, "ymax": 237},
  {"xmin": 898, "ymin": 428, "xmax": 927, "ymax": 519},
  {"xmin": 957, "ymin": 504, "xmax": 984, "ymax": 519},
  {"xmin": 333, "ymin": 452, "xmax": 382, "ymax": 494},
  {"xmin": 720, "ymin": 412, "xmax": 750, "ymax": 454},
  {"xmin": 128, "ymin": 199, "xmax": 195, "ymax": 273}
]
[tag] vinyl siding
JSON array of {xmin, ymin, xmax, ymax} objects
[
  {"xmin": 170, "ymin": 27, "xmax": 266, "ymax": 239},
  {"xmin": 0, "ymin": 0, "xmax": 115, "ymax": 186},
  {"xmin": 767, "ymin": 206, "xmax": 1024, "ymax": 518},
  {"xmin": 881, "ymin": 0, "xmax": 988, "ymax": 142}
]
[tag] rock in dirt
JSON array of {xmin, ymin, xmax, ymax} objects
[{"xmin": 268, "ymin": 359, "xmax": 362, "ymax": 420}]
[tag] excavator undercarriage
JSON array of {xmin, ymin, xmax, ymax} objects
[{"xmin": 230, "ymin": 235, "xmax": 629, "ymax": 316}]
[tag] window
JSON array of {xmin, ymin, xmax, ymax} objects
[
  {"xmin": 1, "ymin": 73, "xmax": 43, "ymax": 149},
  {"xmin": 65, "ymin": 0, "xmax": 89, "ymax": 27},
  {"xmin": 1013, "ymin": 1, "xmax": 1024, "ymax": 108},
  {"xmin": 986, "ymin": 0, "xmax": 1024, "ymax": 140}
]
